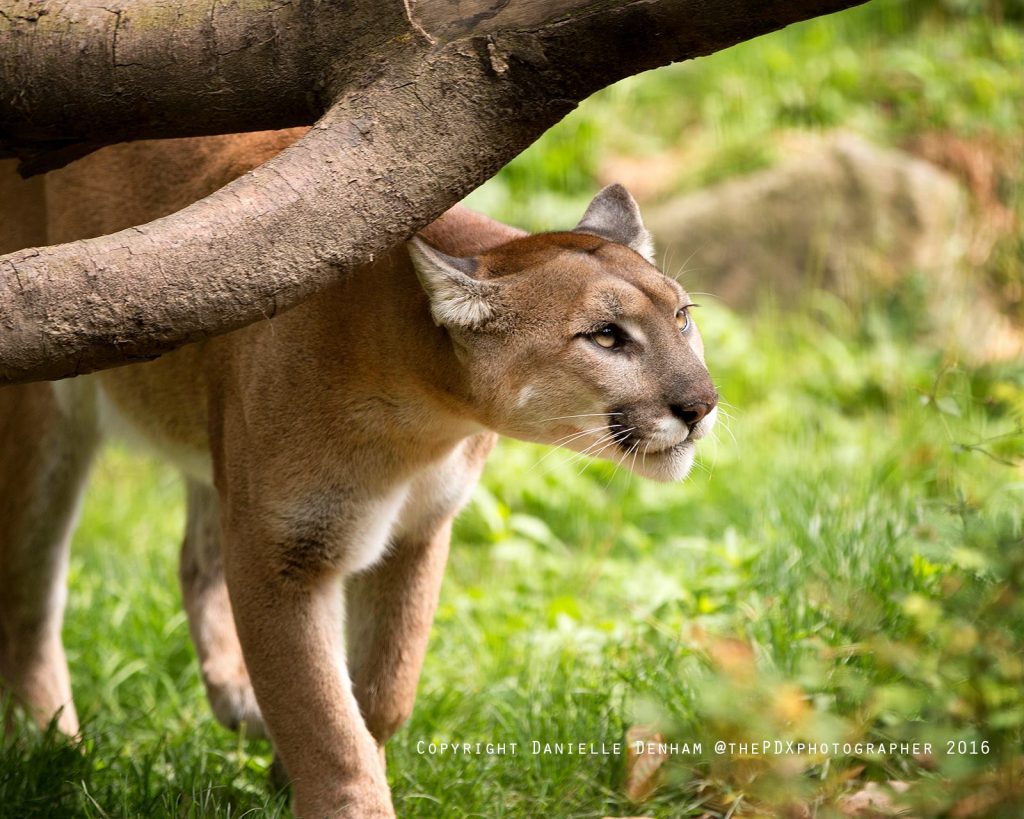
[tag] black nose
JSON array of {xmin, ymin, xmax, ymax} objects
[{"xmin": 670, "ymin": 392, "xmax": 719, "ymax": 428}]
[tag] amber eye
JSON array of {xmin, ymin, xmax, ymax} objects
[
  {"xmin": 676, "ymin": 307, "xmax": 692, "ymax": 333},
  {"xmin": 592, "ymin": 324, "xmax": 624, "ymax": 349}
]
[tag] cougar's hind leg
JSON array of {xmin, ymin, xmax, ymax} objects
[
  {"xmin": 0, "ymin": 381, "xmax": 99, "ymax": 738},
  {"xmin": 179, "ymin": 479, "xmax": 265, "ymax": 737}
]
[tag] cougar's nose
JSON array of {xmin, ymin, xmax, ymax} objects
[{"xmin": 670, "ymin": 390, "xmax": 719, "ymax": 429}]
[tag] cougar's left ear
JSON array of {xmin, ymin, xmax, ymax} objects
[
  {"xmin": 408, "ymin": 236, "xmax": 501, "ymax": 330},
  {"xmin": 574, "ymin": 183, "xmax": 656, "ymax": 265}
]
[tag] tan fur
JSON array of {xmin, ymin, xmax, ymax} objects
[{"xmin": 0, "ymin": 132, "xmax": 716, "ymax": 816}]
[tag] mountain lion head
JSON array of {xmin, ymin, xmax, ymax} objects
[{"xmin": 409, "ymin": 184, "xmax": 718, "ymax": 482}]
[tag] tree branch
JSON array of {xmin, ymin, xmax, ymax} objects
[
  {"xmin": 0, "ymin": 0, "xmax": 865, "ymax": 384},
  {"xmin": 0, "ymin": 0, "xmax": 409, "ymax": 174}
]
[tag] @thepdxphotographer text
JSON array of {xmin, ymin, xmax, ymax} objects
[
  {"xmin": 712, "ymin": 739, "xmax": 990, "ymax": 757},
  {"xmin": 415, "ymin": 738, "xmax": 993, "ymax": 758}
]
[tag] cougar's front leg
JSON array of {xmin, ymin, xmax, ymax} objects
[
  {"xmin": 345, "ymin": 520, "xmax": 452, "ymax": 758},
  {"xmin": 221, "ymin": 517, "xmax": 392, "ymax": 818},
  {"xmin": 178, "ymin": 480, "xmax": 265, "ymax": 737}
]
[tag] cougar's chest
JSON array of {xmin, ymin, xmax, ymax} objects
[
  {"xmin": 324, "ymin": 435, "xmax": 493, "ymax": 575},
  {"xmin": 393, "ymin": 437, "xmax": 491, "ymax": 541}
]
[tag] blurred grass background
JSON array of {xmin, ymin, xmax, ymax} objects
[{"xmin": 3, "ymin": 1, "xmax": 1024, "ymax": 816}]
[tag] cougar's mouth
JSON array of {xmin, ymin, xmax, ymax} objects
[
  {"xmin": 608, "ymin": 417, "xmax": 690, "ymax": 456},
  {"xmin": 631, "ymin": 436, "xmax": 698, "ymax": 483},
  {"xmin": 644, "ymin": 438, "xmax": 694, "ymax": 457}
]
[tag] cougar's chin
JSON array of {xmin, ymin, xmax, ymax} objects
[{"xmin": 625, "ymin": 439, "xmax": 697, "ymax": 482}]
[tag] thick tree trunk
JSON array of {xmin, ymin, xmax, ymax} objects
[{"xmin": 0, "ymin": 0, "xmax": 865, "ymax": 384}]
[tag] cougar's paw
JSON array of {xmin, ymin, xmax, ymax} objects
[{"xmin": 204, "ymin": 675, "xmax": 267, "ymax": 738}]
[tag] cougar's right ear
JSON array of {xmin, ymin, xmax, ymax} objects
[
  {"xmin": 574, "ymin": 183, "xmax": 656, "ymax": 264},
  {"xmin": 407, "ymin": 237, "xmax": 501, "ymax": 330}
]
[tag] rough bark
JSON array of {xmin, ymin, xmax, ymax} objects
[
  {"xmin": 0, "ymin": 0, "xmax": 407, "ymax": 174},
  {"xmin": 0, "ymin": 0, "xmax": 866, "ymax": 384},
  {"xmin": 0, "ymin": 0, "xmax": 637, "ymax": 173}
]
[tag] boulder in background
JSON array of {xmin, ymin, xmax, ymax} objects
[{"xmin": 643, "ymin": 133, "xmax": 1022, "ymax": 362}]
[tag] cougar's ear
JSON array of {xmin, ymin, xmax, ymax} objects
[
  {"xmin": 408, "ymin": 236, "xmax": 501, "ymax": 330},
  {"xmin": 573, "ymin": 183, "xmax": 656, "ymax": 264}
]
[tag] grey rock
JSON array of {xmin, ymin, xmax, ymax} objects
[{"xmin": 646, "ymin": 133, "xmax": 1021, "ymax": 361}]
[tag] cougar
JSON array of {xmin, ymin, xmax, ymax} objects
[{"xmin": 0, "ymin": 130, "xmax": 718, "ymax": 816}]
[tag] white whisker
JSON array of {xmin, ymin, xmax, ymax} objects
[
  {"xmin": 604, "ymin": 438, "xmax": 635, "ymax": 487},
  {"xmin": 547, "ymin": 425, "xmax": 609, "ymax": 447},
  {"xmin": 704, "ymin": 430, "xmax": 718, "ymax": 481},
  {"xmin": 527, "ymin": 425, "xmax": 610, "ymax": 473},
  {"xmin": 560, "ymin": 429, "xmax": 621, "ymax": 466},
  {"xmin": 661, "ymin": 245, "xmax": 675, "ymax": 278},
  {"xmin": 627, "ymin": 439, "xmax": 642, "ymax": 490},
  {"xmin": 564, "ymin": 432, "xmax": 621, "ymax": 475},
  {"xmin": 603, "ymin": 448, "xmax": 627, "ymax": 487},
  {"xmin": 669, "ymin": 244, "xmax": 702, "ymax": 284},
  {"xmin": 575, "ymin": 435, "xmax": 621, "ymax": 477},
  {"xmin": 714, "ymin": 415, "xmax": 736, "ymax": 447},
  {"xmin": 568, "ymin": 426, "xmax": 637, "ymax": 477},
  {"xmin": 534, "ymin": 411, "xmax": 622, "ymax": 424}
]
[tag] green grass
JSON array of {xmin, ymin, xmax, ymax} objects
[
  {"xmin": 4, "ymin": 1, "xmax": 1024, "ymax": 816},
  {"xmin": 7, "ymin": 287, "xmax": 1021, "ymax": 818}
]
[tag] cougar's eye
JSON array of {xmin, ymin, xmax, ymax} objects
[
  {"xmin": 676, "ymin": 306, "xmax": 696, "ymax": 333},
  {"xmin": 591, "ymin": 324, "xmax": 625, "ymax": 349}
]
